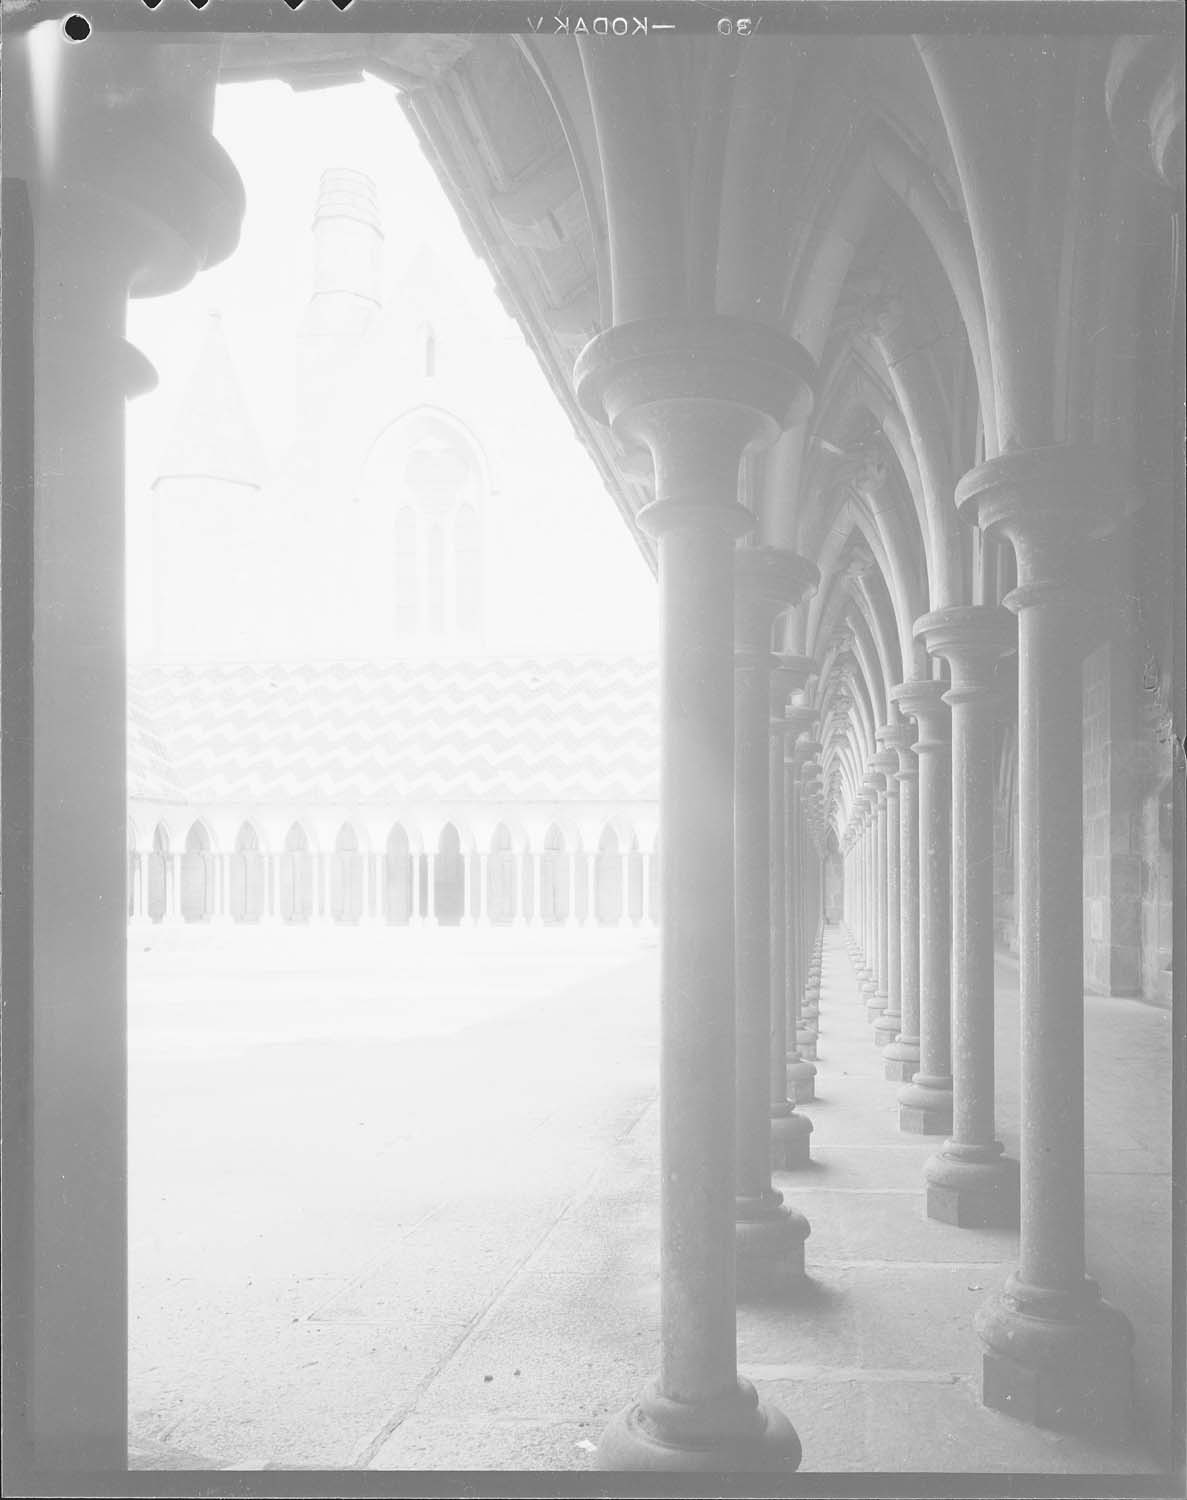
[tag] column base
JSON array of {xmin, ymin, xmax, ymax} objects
[
  {"xmin": 735, "ymin": 1194, "xmax": 810, "ymax": 1294},
  {"xmin": 975, "ymin": 1275, "xmax": 1134, "ymax": 1441},
  {"xmin": 882, "ymin": 1036, "xmax": 920, "ymax": 1083},
  {"xmin": 595, "ymin": 1378, "xmax": 801, "ymax": 1472},
  {"xmin": 865, "ymin": 996, "xmax": 886, "ymax": 1024},
  {"xmin": 769, "ymin": 1107, "xmax": 812, "ymax": 1169},
  {"xmin": 794, "ymin": 1031, "xmax": 817, "ymax": 1062},
  {"xmin": 924, "ymin": 1146, "xmax": 1019, "ymax": 1228},
  {"xmin": 786, "ymin": 1055, "xmax": 817, "ymax": 1103},
  {"xmin": 897, "ymin": 1076, "xmax": 953, "ymax": 1135},
  {"xmin": 872, "ymin": 1010, "xmax": 901, "ymax": 1048}
]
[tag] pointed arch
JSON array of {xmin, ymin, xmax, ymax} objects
[
  {"xmin": 595, "ymin": 824, "xmax": 624, "ymax": 926},
  {"xmin": 384, "ymin": 823, "xmax": 413, "ymax": 926},
  {"xmin": 435, "ymin": 821, "xmax": 464, "ymax": 926},
  {"xmin": 332, "ymin": 823, "xmax": 364, "ymax": 926},
  {"xmin": 231, "ymin": 820, "xmax": 265, "ymax": 924},
  {"xmin": 487, "ymin": 821, "xmax": 517, "ymax": 925},
  {"xmin": 540, "ymin": 822, "xmax": 570, "ymax": 926},
  {"xmin": 281, "ymin": 821, "xmax": 314, "ymax": 924},
  {"xmin": 181, "ymin": 820, "xmax": 214, "ymax": 924}
]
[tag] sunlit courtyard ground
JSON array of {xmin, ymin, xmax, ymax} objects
[{"xmin": 129, "ymin": 925, "xmax": 1171, "ymax": 1475}]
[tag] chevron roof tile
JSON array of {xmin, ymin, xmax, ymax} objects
[{"xmin": 127, "ymin": 656, "xmax": 659, "ymax": 806}]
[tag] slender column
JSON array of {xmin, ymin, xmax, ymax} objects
[
  {"xmin": 872, "ymin": 742, "xmax": 901, "ymax": 1047},
  {"xmin": 733, "ymin": 553, "xmax": 816, "ymax": 1278},
  {"xmin": 577, "ymin": 317, "xmax": 812, "ymax": 1470},
  {"xmin": 882, "ymin": 720, "xmax": 920, "ymax": 1079},
  {"xmin": 425, "ymin": 853, "xmax": 437, "ymax": 926},
  {"xmin": 769, "ymin": 674, "xmax": 817, "ymax": 1117},
  {"xmin": 129, "ymin": 852, "xmax": 151, "ymax": 928},
  {"xmin": 870, "ymin": 761, "xmax": 892, "ymax": 1026},
  {"xmin": 782, "ymin": 713, "xmax": 817, "ymax": 1102},
  {"xmin": 799, "ymin": 762, "xmax": 823, "ymax": 1029},
  {"xmin": 961, "ymin": 449, "xmax": 1135, "ymax": 1435},
  {"xmin": 863, "ymin": 799, "xmax": 878, "ymax": 1005},
  {"xmin": 893, "ymin": 680, "xmax": 954, "ymax": 1135},
  {"xmin": 917, "ymin": 606, "xmax": 1019, "ymax": 1227},
  {"xmin": 792, "ymin": 750, "xmax": 820, "ymax": 1058}
]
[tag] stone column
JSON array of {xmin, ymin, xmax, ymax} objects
[
  {"xmin": 960, "ymin": 449, "xmax": 1135, "ymax": 1435},
  {"xmin": 576, "ymin": 315, "xmax": 812, "ymax": 1471},
  {"xmin": 769, "ymin": 672, "xmax": 817, "ymax": 1117},
  {"xmin": 872, "ymin": 742, "xmax": 901, "ymax": 1047},
  {"xmin": 782, "ymin": 712, "xmax": 818, "ymax": 1103},
  {"xmin": 799, "ymin": 761, "xmax": 823, "ymax": 1028},
  {"xmin": 792, "ymin": 748, "xmax": 821, "ymax": 1059},
  {"xmin": 868, "ymin": 767, "xmax": 890, "ymax": 1023},
  {"xmin": 7, "ymin": 29, "xmax": 244, "ymax": 1469},
  {"xmin": 892, "ymin": 679, "xmax": 954, "ymax": 1135},
  {"xmin": 862, "ymin": 796, "xmax": 878, "ymax": 1005},
  {"xmin": 916, "ymin": 606, "xmax": 1018, "ymax": 1227},
  {"xmin": 733, "ymin": 553, "xmax": 816, "ymax": 1273},
  {"xmin": 882, "ymin": 721, "xmax": 920, "ymax": 1080},
  {"xmin": 424, "ymin": 853, "xmax": 437, "ymax": 926}
]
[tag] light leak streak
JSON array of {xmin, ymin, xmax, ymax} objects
[{"xmin": 27, "ymin": 19, "xmax": 63, "ymax": 179}]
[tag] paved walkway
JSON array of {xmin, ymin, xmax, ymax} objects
[{"xmin": 128, "ymin": 925, "xmax": 1173, "ymax": 1476}]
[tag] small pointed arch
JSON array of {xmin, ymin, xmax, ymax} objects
[
  {"xmin": 627, "ymin": 831, "xmax": 645, "ymax": 925},
  {"xmin": 281, "ymin": 821, "xmax": 314, "ymax": 924},
  {"xmin": 332, "ymin": 822, "xmax": 364, "ymax": 925},
  {"xmin": 384, "ymin": 822, "xmax": 414, "ymax": 926},
  {"xmin": 487, "ymin": 820, "xmax": 517, "ymax": 925},
  {"xmin": 454, "ymin": 501, "xmax": 482, "ymax": 635},
  {"xmin": 231, "ymin": 819, "xmax": 266, "ymax": 924},
  {"xmin": 435, "ymin": 821, "xmax": 464, "ymax": 926},
  {"xmin": 148, "ymin": 821, "xmax": 170, "ymax": 924},
  {"xmin": 395, "ymin": 505, "xmax": 420, "ymax": 637},
  {"xmin": 181, "ymin": 819, "xmax": 214, "ymax": 923},
  {"xmin": 540, "ymin": 822, "xmax": 570, "ymax": 926},
  {"xmin": 595, "ymin": 823, "xmax": 624, "ymax": 925}
]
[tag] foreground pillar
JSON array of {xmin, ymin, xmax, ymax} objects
[
  {"xmin": 577, "ymin": 316, "xmax": 812, "ymax": 1471},
  {"xmin": 882, "ymin": 720, "xmax": 920, "ymax": 1081},
  {"xmin": 961, "ymin": 448, "xmax": 1135, "ymax": 1436},
  {"xmin": 734, "ymin": 557, "xmax": 816, "ymax": 1278},
  {"xmin": 5, "ymin": 29, "xmax": 244, "ymax": 1472},
  {"xmin": 892, "ymin": 679, "xmax": 954, "ymax": 1134},
  {"xmin": 917, "ymin": 606, "xmax": 1018, "ymax": 1227}
]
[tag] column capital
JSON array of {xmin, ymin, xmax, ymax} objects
[
  {"xmin": 735, "ymin": 548, "xmax": 819, "ymax": 654},
  {"xmin": 770, "ymin": 652, "xmax": 816, "ymax": 708},
  {"xmin": 891, "ymin": 678, "xmax": 951, "ymax": 754},
  {"xmin": 955, "ymin": 446, "xmax": 1142, "ymax": 587},
  {"xmin": 779, "ymin": 704, "xmax": 818, "ymax": 745},
  {"xmin": 575, "ymin": 316, "xmax": 815, "ymax": 539},
  {"xmin": 915, "ymin": 604, "xmax": 1016, "ymax": 697}
]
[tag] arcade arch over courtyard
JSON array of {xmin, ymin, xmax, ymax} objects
[{"xmin": 4, "ymin": 7, "xmax": 1182, "ymax": 1484}]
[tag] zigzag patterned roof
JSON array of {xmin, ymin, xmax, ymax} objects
[{"xmin": 127, "ymin": 656, "xmax": 658, "ymax": 806}]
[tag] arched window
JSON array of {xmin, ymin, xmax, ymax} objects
[
  {"xmin": 426, "ymin": 523, "xmax": 446, "ymax": 636},
  {"xmin": 149, "ymin": 825, "xmax": 169, "ymax": 923},
  {"xmin": 595, "ymin": 826, "xmax": 623, "ymax": 926},
  {"xmin": 331, "ymin": 824, "xmax": 364, "ymax": 925},
  {"xmin": 627, "ymin": 833, "xmax": 645, "ymax": 925},
  {"xmin": 454, "ymin": 503, "xmax": 481, "ymax": 636},
  {"xmin": 419, "ymin": 320, "xmax": 437, "ymax": 379},
  {"xmin": 231, "ymin": 823, "xmax": 266, "ymax": 924},
  {"xmin": 281, "ymin": 823, "xmax": 314, "ymax": 924},
  {"xmin": 394, "ymin": 506, "xmax": 419, "ymax": 637},
  {"xmin": 540, "ymin": 825, "xmax": 569, "ymax": 926},
  {"xmin": 487, "ymin": 823, "xmax": 516, "ymax": 925},
  {"xmin": 181, "ymin": 822, "xmax": 213, "ymax": 924},
  {"xmin": 127, "ymin": 825, "xmax": 138, "ymax": 920},
  {"xmin": 385, "ymin": 824, "xmax": 413, "ymax": 925}
]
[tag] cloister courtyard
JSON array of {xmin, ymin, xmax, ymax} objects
[{"xmin": 127, "ymin": 925, "xmax": 1172, "ymax": 1477}]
